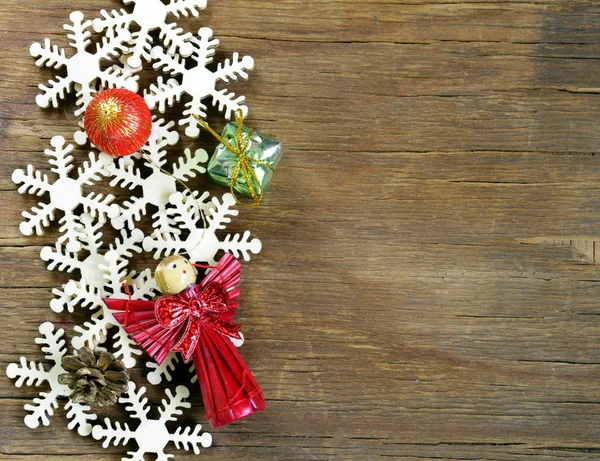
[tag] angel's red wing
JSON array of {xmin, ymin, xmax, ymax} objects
[
  {"xmin": 200, "ymin": 253, "xmax": 242, "ymax": 313},
  {"xmin": 102, "ymin": 298, "xmax": 184, "ymax": 365}
]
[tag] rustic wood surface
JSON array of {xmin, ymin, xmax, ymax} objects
[{"xmin": 1, "ymin": 0, "xmax": 600, "ymax": 460}]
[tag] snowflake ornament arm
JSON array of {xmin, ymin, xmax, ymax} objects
[
  {"xmin": 71, "ymin": 308, "xmax": 109, "ymax": 353},
  {"xmin": 30, "ymin": 38, "xmax": 68, "ymax": 70},
  {"xmin": 93, "ymin": 418, "xmax": 136, "ymax": 448},
  {"xmin": 166, "ymin": 0, "xmax": 207, "ymax": 18},
  {"xmin": 50, "ymin": 284, "xmax": 76, "ymax": 314},
  {"xmin": 146, "ymin": 352, "xmax": 197, "ymax": 386},
  {"xmin": 146, "ymin": 353, "xmax": 180, "ymax": 385},
  {"xmin": 13, "ymin": 165, "xmax": 51, "ymax": 196},
  {"xmin": 23, "ymin": 392, "xmax": 59, "ymax": 430},
  {"xmin": 171, "ymin": 147, "xmax": 208, "ymax": 181},
  {"xmin": 120, "ymin": 382, "xmax": 150, "ymax": 421},
  {"xmin": 66, "ymin": 401, "xmax": 98, "ymax": 437},
  {"xmin": 158, "ymin": 386, "xmax": 189, "ymax": 423},
  {"xmin": 146, "ymin": 77, "xmax": 184, "ymax": 113},
  {"xmin": 6, "ymin": 356, "xmax": 48, "ymax": 388}
]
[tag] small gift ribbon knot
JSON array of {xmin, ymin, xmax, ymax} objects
[{"xmin": 193, "ymin": 109, "xmax": 273, "ymax": 206}]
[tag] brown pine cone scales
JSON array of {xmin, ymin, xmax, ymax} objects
[{"xmin": 58, "ymin": 347, "xmax": 129, "ymax": 407}]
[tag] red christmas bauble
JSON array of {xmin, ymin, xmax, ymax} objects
[{"xmin": 84, "ymin": 88, "xmax": 152, "ymax": 157}]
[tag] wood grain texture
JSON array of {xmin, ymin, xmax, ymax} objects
[{"xmin": 1, "ymin": 0, "xmax": 600, "ymax": 460}]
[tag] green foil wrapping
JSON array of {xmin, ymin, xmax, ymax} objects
[{"xmin": 207, "ymin": 122, "xmax": 282, "ymax": 199}]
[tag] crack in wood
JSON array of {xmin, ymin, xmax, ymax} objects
[{"xmin": 517, "ymin": 237, "xmax": 600, "ymax": 264}]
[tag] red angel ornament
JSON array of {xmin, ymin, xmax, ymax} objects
[{"xmin": 102, "ymin": 253, "xmax": 266, "ymax": 428}]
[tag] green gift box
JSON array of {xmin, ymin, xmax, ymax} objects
[{"xmin": 206, "ymin": 121, "xmax": 283, "ymax": 201}]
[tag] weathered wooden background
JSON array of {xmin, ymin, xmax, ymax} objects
[{"xmin": 1, "ymin": 0, "xmax": 600, "ymax": 460}]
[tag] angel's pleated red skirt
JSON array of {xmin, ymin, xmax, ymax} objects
[{"xmin": 193, "ymin": 325, "xmax": 266, "ymax": 428}]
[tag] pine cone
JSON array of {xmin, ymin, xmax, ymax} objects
[{"xmin": 58, "ymin": 347, "xmax": 129, "ymax": 407}]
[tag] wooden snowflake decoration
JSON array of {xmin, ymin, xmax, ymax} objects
[
  {"xmin": 30, "ymin": 11, "xmax": 137, "ymax": 116},
  {"xmin": 107, "ymin": 135, "xmax": 208, "ymax": 234},
  {"xmin": 145, "ymin": 27, "xmax": 254, "ymax": 137},
  {"xmin": 12, "ymin": 136, "xmax": 119, "ymax": 252},
  {"xmin": 92, "ymin": 382, "xmax": 212, "ymax": 460},
  {"xmin": 6, "ymin": 322, "xmax": 97, "ymax": 435}
]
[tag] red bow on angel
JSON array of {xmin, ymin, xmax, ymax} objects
[{"xmin": 102, "ymin": 253, "xmax": 266, "ymax": 428}]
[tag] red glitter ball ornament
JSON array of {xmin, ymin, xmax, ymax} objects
[{"xmin": 84, "ymin": 88, "xmax": 152, "ymax": 157}]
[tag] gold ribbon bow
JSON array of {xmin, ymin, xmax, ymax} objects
[{"xmin": 193, "ymin": 109, "xmax": 273, "ymax": 206}]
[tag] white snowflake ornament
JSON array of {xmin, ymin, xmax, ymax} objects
[
  {"xmin": 93, "ymin": 382, "xmax": 212, "ymax": 460},
  {"xmin": 144, "ymin": 191, "xmax": 262, "ymax": 264},
  {"xmin": 12, "ymin": 136, "xmax": 119, "ymax": 252},
  {"xmin": 30, "ymin": 11, "xmax": 138, "ymax": 116},
  {"xmin": 93, "ymin": 0, "xmax": 207, "ymax": 69},
  {"xmin": 106, "ymin": 122, "xmax": 207, "ymax": 234},
  {"xmin": 41, "ymin": 213, "xmax": 144, "ymax": 314},
  {"xmin": 66, "ymin": 249, "xmax": 159, "ymax": 368},
  {"xmin": 146, "ymin": 27, "xmax": 254, "ymax": 137},
  {"xmin": 6, "ymin": 322, "xmax": 97, "ymax": 435},
  {"xmin": 38, "ymin": 209, "xmax": 157, "ymax": 367}
]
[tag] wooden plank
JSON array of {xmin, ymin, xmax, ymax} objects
[{"xmin": 2, "ymin": 0, "xmax": 600, "ymax": 460}]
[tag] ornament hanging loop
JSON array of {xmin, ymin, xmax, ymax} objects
[{"xmin": 193, "ymin": 110, "xmax": 274, "ymax": 206}]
